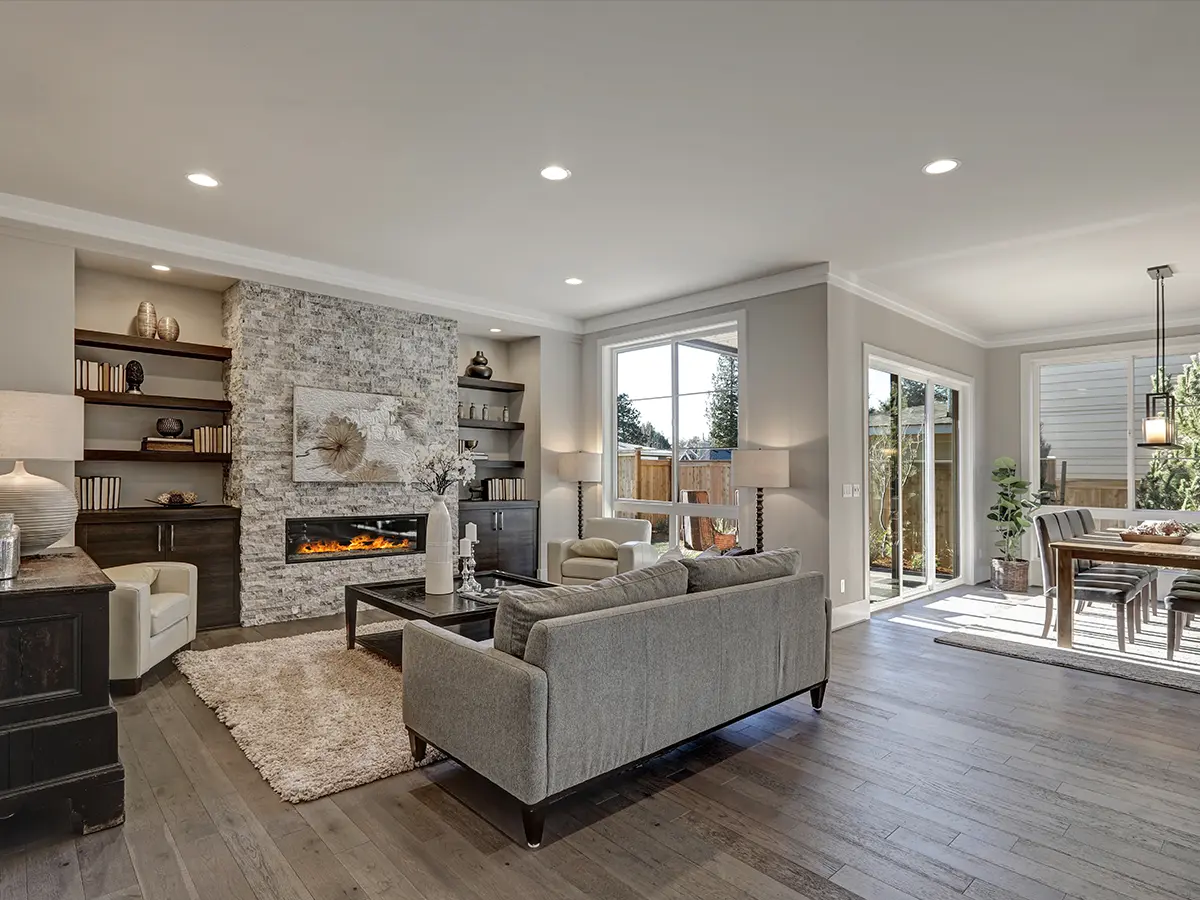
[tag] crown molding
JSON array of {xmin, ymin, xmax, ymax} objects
[
  {"xmin": 825, "ymin": 269, "xmax": 987, "ymax": 347},
  {"xmin": 581, "ymin": 264, "xmax": 831, "ymax": 334},
  {"xmin": 982, "ymin": 311, "xmax": 1200, "ymax": 348},
  {"xmin": 0, "ymin": 193, "xmax": 581, "ymax": 335}
]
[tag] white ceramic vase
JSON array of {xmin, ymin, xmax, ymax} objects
[
  {"xmin": 425, "ymin": 495, "xmax": 454, "ymax": 595},
  {"xmin": 0, "ymin": 461, "xmax": 77, "ymax": 555}
]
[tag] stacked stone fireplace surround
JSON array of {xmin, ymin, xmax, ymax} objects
[{"xmin": 223, "ymin": 281, "xmax": 457, "ymax": 625}]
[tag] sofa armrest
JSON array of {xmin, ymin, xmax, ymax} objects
[
  {"xmin": 617, "ymin": 540, "xmax": 659, "ymax": 574},
  {"xmin": 402, "ymin": 621, "xmax": 549, "ymax": 804},
  {"xmin": 108, "ymin": 581, "xmax": 153, "ymax": 681},
  {"xmin": 546, "ymin": 538, "xmax": 581, "ymax": 584}
]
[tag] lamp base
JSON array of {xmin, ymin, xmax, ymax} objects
[{"xmin": 0, "ymin": 461, "xmax": 78, "ymax": 556}]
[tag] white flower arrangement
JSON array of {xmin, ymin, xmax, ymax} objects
[{"xmin": 412, "ymin": 447, "xmax": 476, "ymax": 495}]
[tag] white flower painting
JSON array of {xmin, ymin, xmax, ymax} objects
[{"xmin": 293, "ymin": 386, "xmax": 431, "ymax": 483}]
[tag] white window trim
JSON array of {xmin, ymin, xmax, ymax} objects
[{"xmin": 601, "ymin": 314, "xmax": 746, "ymax": 548}]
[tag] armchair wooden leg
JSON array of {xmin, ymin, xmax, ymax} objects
[
  {"xmin": 521, "ymin": 805, "xmax": 546, "ymax": 849},
  {"xmin": 407, "ymin": 728, "xmax": 427, "ymax": 761},
  {"xmin": 810, "ymin": 683, "xmax": 827, "ymax": 710},
  {"xmin": 109, "ymin": 677, "xmax": 142, "ymax": 696}
]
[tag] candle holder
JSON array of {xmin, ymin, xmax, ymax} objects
[{"xmin": 460, "ymin": 546, "xmax": 482, "ymax": 594}]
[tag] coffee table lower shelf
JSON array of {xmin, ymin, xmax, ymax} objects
[{"xmin": 353, "ymin": 629, "xmax": 408, "ymax": 666}]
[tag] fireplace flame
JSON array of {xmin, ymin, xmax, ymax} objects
[{"xmin": 295, "ymin": 534, "xmax": 414, "ymax": 555}]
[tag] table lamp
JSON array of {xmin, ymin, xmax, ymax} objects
[
  {"xmin": 0, "ymin": 391, "xmax": 85, "ymax": 557},
  {"xmin": 560, "ymin": 451, "xmax": 602, "ymax": 539},
  {"xmin": 731, "ymin": 448, "xmax": 790, "ymax": 552}
]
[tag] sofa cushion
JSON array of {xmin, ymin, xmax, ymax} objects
[
  {"xmin": 103, "ymin": 564, "xmax": 158, "ymax": 586},
  {"xmin": 494, "ymin": 560, "xmax": 688, "ymax": 659},
  {"xmin": 681, "ymin": 547, "xmax": 801, "ymax": 594},
  {"xmin": 149, "ymin": 591, "xmax": 190, "ymax": 636},
  {"xmin": 572, "ymin": 537, "xmax": 620, "ymax": 559},
  {"xmin": 560, "ymin": 556, "xmax": 619, "ymax": 581}
]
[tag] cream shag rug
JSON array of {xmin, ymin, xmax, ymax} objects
[
  {"xmin": 935, "ymin": 596, "xmax": 1200, "ymax": 694},
  {"xmin": 175, "ymin": 622, "xmax": 440, "ymax": 802}
]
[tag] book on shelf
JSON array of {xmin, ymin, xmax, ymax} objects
[
  {"xmin": 481, "ymin": 477, "xmax": 526, "ymax": 501},
  {"xmin": 75, "ymin": 360, "xmax": 126, "ymax": 393},
  {"xmin": 191, "ymin": 425, "xmax": 231, "ymax": 454},
  {"xmin": 142, "ymin": 436, "xmax": 195, "ymax": 452},
  {"xmin": 75, "ymin": 475, "xmax": 121, "ymax": 511}
]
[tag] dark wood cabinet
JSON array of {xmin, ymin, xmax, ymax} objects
[
  {"xmin": 77, "ymin": 507, "xmax": 241, "ymax": 630},
  {"xmin": 460, "ymin": 501, "xmax": 538, "ymax": 577},
  {"xmin": 0, "ymin": 550, "xmax": 124, "ymax": 833}
]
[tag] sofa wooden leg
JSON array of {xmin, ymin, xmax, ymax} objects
[
  {"xmin": 810, "ymin": 683, "xmax": 827, "ymax": 710},
  {"xmin": 407, "ymin": 728, "xmax": 427, "ymax": 761},
  {"xmin": 521, "ymin": 805, "xmax": 545, "ymax": 849}
]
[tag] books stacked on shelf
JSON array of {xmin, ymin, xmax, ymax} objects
[
  {"xmin": 75, "ymin": 360, "xmax": 127, "ymax": 392},
  {"xmin": 193, "ymin": 425, "xmax": 231, "ymax": 454},
  {"xmin": 75, "ymin": 476, "xmax": 121, "ymax": 510},
  {"xmin": 481, "ymin": 477, "xmax": 526, "ymax": 501},
  {"xmin": 142, "ymin": 436, "xmax": 194, "ymax": 452}
]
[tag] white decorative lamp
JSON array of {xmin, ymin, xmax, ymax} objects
[
  {"xmin": 0, "ymin": 391, "xmax": 85, "ymax": 556},
  {"xmin": 560, "ymin": 451, "xmax": 602, "ymax": 539},
  {"xmin": 731, "ymin": 448, "xmax": 790, "ymax": 553}
]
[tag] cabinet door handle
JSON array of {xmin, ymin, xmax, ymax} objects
[
  {"xmin": 169, "ymin": 524, "xmax": 175, "ymax": 552},
  {"xmin": 157, "ymin": 524, "xmax": 163, "ymax": 553},
  {"xmin": 492, "ymin": 511, "xmax": 498, "ymax": 531},
  {"xmin": 498, "ymin": 511, "xmax": 505, "ymax": 531}
]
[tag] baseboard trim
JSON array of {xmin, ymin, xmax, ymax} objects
[{"xmin": 832, "ymin": 599, "xmax": 870, "ymax": 631}]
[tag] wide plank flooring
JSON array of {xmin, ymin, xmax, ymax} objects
[{"xmin": 3, "ymin": 586, "xmax": 1200, "ymax": 900}]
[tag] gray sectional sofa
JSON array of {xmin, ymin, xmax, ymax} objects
[{"xmin": 401, "ymin": 550, "xmax": 832, "ymax": 848}]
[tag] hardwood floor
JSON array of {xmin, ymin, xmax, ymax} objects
[{"xmin": 3, "ymin": 585, "xmax": 1200, "ymax": 900}]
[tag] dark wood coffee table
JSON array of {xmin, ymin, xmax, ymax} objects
[{"xmin": 344, "ymin": 571, "xmax": 553, "ymax": 666}]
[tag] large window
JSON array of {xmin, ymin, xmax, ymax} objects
[
  {"xmin": 609, "ymin": 326, "xmax": 740, "ymax": 553},
  {"xmin": 1031, "ymin": 344, "xmax": 1200, "ymax": 517}
]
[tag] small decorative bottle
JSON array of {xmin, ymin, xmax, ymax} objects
[
  {"xmin": 0, "ymin": 513, "xmax": 20, "ymax": 580},
  {"xmin": 457, "ymin": 400, "xmax": 464, "ymax": 420},
  {"xmin": 482, "ymin": 404, "xmax": 489, "ymax": 421},
  {"xmin": 502, "ymin": 406, "xmax": 510, "ymax": 422},
  {"xmin": 469, "ymin": 402, "xmax": 477, "ymax": 420}
]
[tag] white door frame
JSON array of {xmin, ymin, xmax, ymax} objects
[{"xmin": 864, "ymin": 347, "xmax": 975, "ymax": 612}]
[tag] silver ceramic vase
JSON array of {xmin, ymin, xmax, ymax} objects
[
  {"xmin": 156, "ymin": 316, "xmax": 180, "ymax": 341},
  {"xmin": 135, "ymin": 301, "xmax": 158, "ymax": 338}
]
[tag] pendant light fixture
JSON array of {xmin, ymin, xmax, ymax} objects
[{"xmin": 1137, "ymin": 264, "xmax": 1180, "ymax": 449}]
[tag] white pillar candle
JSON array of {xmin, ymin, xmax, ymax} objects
[
  {"xmin": 1144, "ymin": 416, "xmax": 1168, "ymax": 445},
  {"xmin": 464, "ymin": 522, "xmax": 478, "ymax": 542},
  {"xmin": 459, "ymin": 537, "xmax": 473, "ymax": 558}
]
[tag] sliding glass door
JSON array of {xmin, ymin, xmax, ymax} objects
[{"xmin": 867, "ymin": 361, "xmax": 965, "ymax": 606}]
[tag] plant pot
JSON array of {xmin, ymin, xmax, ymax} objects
[{"xmin": 991, "ymin": 557, "xmax": 1030, "ymax": 593}]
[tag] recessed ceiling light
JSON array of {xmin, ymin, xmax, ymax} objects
[
  {"xmin": 187, "ymin": 172, "xmax": 220, "ymax": 187},
  {"xmin": 489, "ymin": 328, "xmax": 502, "ymax": 333},
  {"xmin": 540, "ymin": 165, "xmax": 571, "ymax": 181},
  {"xmin": 151, "ymin": 264, "xmax": 171, "ymax": 272},
  {"xmin": 922, "ymin": 158, "xmax": 960, "ymax": 175},
  {"xmin": 564, "ymin": 277, "xmax": 583, "ymax": 285}
]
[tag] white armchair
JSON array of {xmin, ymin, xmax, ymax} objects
[
  {"xmin": 104, "ymin": 561, "xmax": 198, "ymax": 694},
  {"xmin": 547, "ymin": 517, "xmax": 658, "ymax": 585}
]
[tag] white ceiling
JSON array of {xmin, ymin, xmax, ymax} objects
[{"xmin": 3, "ymin": 0, "xmax": 1200, "ymax": 344}]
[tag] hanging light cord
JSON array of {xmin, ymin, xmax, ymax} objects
[{"xmin": 1158, "ymin": 272, "xmax": 1167, "ymax": 395}]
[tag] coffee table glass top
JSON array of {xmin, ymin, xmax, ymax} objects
[{"xmin": 350, "ymin": 571, "xmax": 551, "ymax": 618}]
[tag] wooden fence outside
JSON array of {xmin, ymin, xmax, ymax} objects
[{"xmin": 616, "ymin": 451, "xmax": 733, "ymax": 506}]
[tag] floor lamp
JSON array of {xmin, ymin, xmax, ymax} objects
[
  {"xmin": 731, "ymin": 449, "xmax": 790, "ymax": 553},
  {"xmin": 560, "ymin": 451, "xmax": 602, "ymax": 539}
]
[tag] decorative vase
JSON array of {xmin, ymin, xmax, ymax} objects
[
  {"xmin": 125, "ymin": 359, "xmax": 144, "ymax": 394},
  {"xmin": 425, "ymin": 496, "xmax": 454, "ymax": 595},
  {"xmin": 0, "ymin": 462, "xmax": 77, "ymax": 556},
  {"xmin": 990, "ymin": 558, "xmax": 1030, "ymax": 593},
  {"xmin": 156, "ymin": 417, "xmax": 184, "ymax": 437},
  {"xmin": 156, "ymin": 316, "xmax": 180, "ymax": 341},
  {"xmin": 465, "ymin": 351, "xmax": 493, "ymax": 380},
  {"xmin": 135, "ymin": 302, "xmax": 158, "ymax": 338}
]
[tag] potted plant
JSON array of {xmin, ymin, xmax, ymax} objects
[{"xmin": 988, "ymin": 456, "xmax": 1040, "ymax": 592}]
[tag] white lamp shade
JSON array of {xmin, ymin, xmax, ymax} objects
[
  {"xmin": 732, "ymin": 448, "xmax": 790, "ymax": 488},
  {"xmin": 0, "ymin": 391, "xmax": 84, "ymax": 460},
  {"xmin": 560, "ymin": 451, "xmax": 602, "ymax": 483}
]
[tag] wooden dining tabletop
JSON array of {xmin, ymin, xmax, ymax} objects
[{"xmin": 1049, "ymin": 538, "xmax": 1200, "ymax": 648}]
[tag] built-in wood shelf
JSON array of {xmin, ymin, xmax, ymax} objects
[
  {"xmin": 83, "ymin": 449, "xmax": 231, "ymax": 463},
  {"xmin": 458, "ymin": 376, "xmax": 525, "ymax": 393},
  {"xmin": 76, "ymin": 390, "xmax": 231, "ymax": 413},
  {"xmin": 472, "ymin": 460, "xmax": 525, "ymax": 469},
  {"xmin": 458, "ymin": 418, "xmax": 524, "ymax": 431},
  {"xmin": 74, "ymin": 328, "xmax": 232, "ymax": 361}
]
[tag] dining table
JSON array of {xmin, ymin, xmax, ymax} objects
[{"xmin": 1049, "ymin": 537, "xmax": 1200, "ymax": 648}]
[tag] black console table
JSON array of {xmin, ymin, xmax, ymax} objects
[{"xmin": 0, "ymin": 549, "xmax": 125, "ymax": 833}]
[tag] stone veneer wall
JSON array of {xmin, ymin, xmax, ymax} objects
[{"xmin": 223, "ymin": 281, "xmax": 457, "ymax": 625}]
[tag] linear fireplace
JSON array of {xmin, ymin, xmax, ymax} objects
[{"xmin": 285, "ymin": 514, "xmax": 426, "ymax": 564}]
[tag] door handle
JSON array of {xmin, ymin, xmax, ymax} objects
[
  {"xmin": 157, "ymin": 524, "xmax": 163, "ymax": 553},
  {"xmin": 498, "ymin": 511, "xmax": 505, "ymax": 531},
  {"xmin": 169, "ymin": 524, "xmax": 175, "ymax": 552},
  {"xmin": 492, "ymin": 511, "xmax": 498, "ymax": 531}
]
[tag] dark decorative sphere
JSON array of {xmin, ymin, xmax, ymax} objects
[
  {"xmin": 125, "ymin": 359, "xmax": 145, "ymax": 394},
  {"xmin": 156, "ymin": 417, "xmax": 184, "ymax": 437}
]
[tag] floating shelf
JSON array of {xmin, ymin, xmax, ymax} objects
[
  {"xmin": 458, "ymin": 376, "xmax": 525, "ymax": 393},
  {"xmin": 83, "ymin": 449, "xmax": 231, "ymax": 463},
  {"xmin": 75, "ymin": 329, "xmax": 232, "ymax": 361},
  {"xmin": 77, "ymin": 390, "xmax": 231, "ymax": 413},
  {"xmin": 472, "ymin": 460, "xmax": 525, "ymax": 470},
  {"xmin": 458, "ymin": 419, "xmax": 524, "ymax": 431}
]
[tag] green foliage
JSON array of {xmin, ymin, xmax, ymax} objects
[
  {"xmin": 1136, "ymin": 355, "xmax": 1200, "ymax": 510},
  {"xmin": 987, "ymin": 456, "xmax": 1040, "ymax": 562},
  {"xmin": 705, "ymin": 355, "xmax": 739, "ymax": 450},
  {"xmin": 616, "ymin": 392, "xmax": 670, "ymax": 450}
]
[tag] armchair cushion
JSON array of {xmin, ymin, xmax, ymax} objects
[
  {"xmin": 561, "ymin": 556, "xmax": 618, "ymax": 582},
  {"xmin": 149, "ymin": 592, "xmax": 191, "ymax": 636},
  {"xmin": 104, "ymin": 564, "xmax": 158, "ymax": 586},
  {"xmin": 572, "ymin": 537, "xmax": 620, "ymax": 559}
]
